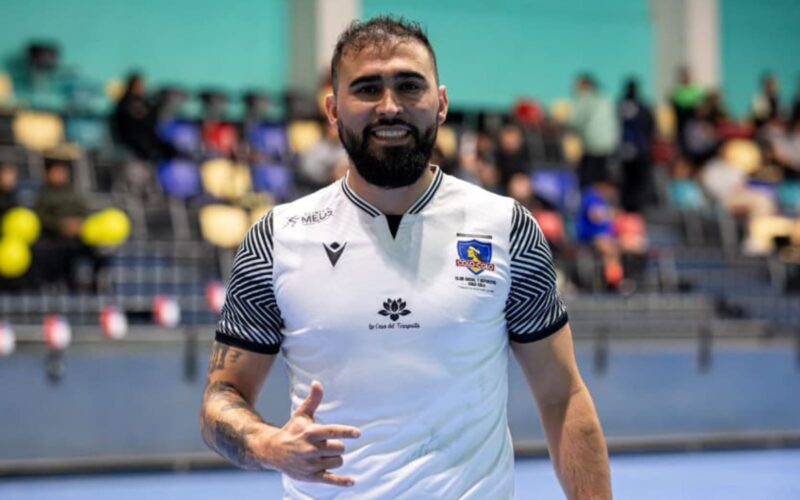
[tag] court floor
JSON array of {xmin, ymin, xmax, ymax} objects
[{"xmin": 1, "ymin": 448, "xmax": 798, "ymax": 499}]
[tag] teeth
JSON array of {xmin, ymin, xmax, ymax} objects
[{"xmin": 374, "ymin": 129, "xmax": 408, "ymax": 138}]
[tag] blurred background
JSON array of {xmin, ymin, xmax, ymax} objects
[{"xmin": 0, "ymin": 0, "xmax": 799, "ymax": 498}]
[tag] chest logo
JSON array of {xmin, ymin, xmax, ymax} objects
[
  {"xmin": 323, "ymin": 241, "xmax": 346, "ymax": 267},
  {"xmin": 456, "ymin": 239, "xmax": 495, "ymax": 275},
  {"xmin": 378, "ymin": 298, "xmax": 411, "ymax": 321}
]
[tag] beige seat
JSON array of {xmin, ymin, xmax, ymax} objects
[
  {"xmin": 198, "ymin": 204, "xmax": 250, "ymax": 249},
  {"xmin": 13, "ymin": 111, "xmax": 64, "ymax": 151},
  {"xmin": 201, "ymin": 158, "xmax": 252, "ymax": 201},
  {"xmin": 655, "ymin": 104, "xmax": 676, "ymax": 140},
  {"xmin": 436, "ymin": 125, "xmax": 458, "ymax": 159},
  {"xmin": 287, "ymin": 120, "xmax": 322, "ymax": 155},
  {"xmin": 561, "ymin": 132, "xmax": 583, "ymax": 165},
  {"xmin": 723, "ymin": 139, "xmax": 762, "ymax": 174},
  {"xmin": 549, "ymin": 99, "xmax": 572, "ymax": 124}
]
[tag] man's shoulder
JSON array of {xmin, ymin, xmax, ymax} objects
[
  {"xmin": 270, "ymin": 181, "xmax": 343, "ymax": 232},
  {"xmin": 440, "ymin": 172, "xmax": 516, "ymax": 213}
]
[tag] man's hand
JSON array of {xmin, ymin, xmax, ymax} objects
[{"xmin": 258, "ymin": 381, "xmax": 361, "ymax": 487}]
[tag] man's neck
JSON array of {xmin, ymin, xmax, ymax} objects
[{"xmin": 346, "ymin": 165, "xmax": 435, "ymax": 216}]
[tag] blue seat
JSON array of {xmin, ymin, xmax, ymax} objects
[
  {"xmin": 669, "ymin": 180, "xmax": 706, "ymax": 210},
  {"xmin": 777, "ymin": 181, "xmax": 800, "ymax": 215},
  {"xmin": 247, "ymin": 124, "xmax": 289, "ymax": 161},
  {"xmin": 252, "ymin": 163, "xmax": 293, "ymax": 201},
  {"xmin": 157, "ymin": 160, "xmax": 202, "ymax": 199},
  {"xmin": 158, "ymin": 120, "xmax": 201, "ymax": 156},
  {"xmin": 531, "ymin": 170, "xmax": 579, "ymax": 212},
  {"xmin": 66, "ymin": 116, "xmax": 109, "ymax": 150}
]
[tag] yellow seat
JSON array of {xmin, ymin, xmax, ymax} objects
[
  {"xmin": 201, "ymin": 158, "xmax": 252, "ymax": 201},
  {"xmin": 0, "ymin": 73, "xmax": 13, "ymax": 105},
  {"xmin": 656, "ymin": 104, "xmax": 676, "ymax": 140},
  {"xmin": 436, "ymin": 125, "xmax": 458, "ymax": 159},
  {"xmin": 198, "ymin": 204, "xmax": 250, "ymax": 249},
  {"xmin": 723, "ymin": 139, "xmax": 762, "ymax": 174},
  {"xmin": 250, "ymin": 204, "xmax": 273, "ymax": 225},
  {"xmin": 13, "ymin": 111, "xmax": 64, "ymax": 151},
  {"xmin": 747, "ymin": 215, "xmax": 793, "ymax": 254},
  {"xmin": 287, "ymin": 120, "xmax": 322, "ymax": 155},
  {"xmin": 549, "ymin": 99, "xmax": 572, "ymax": 124},
  {"xmin": 106, "ymin": 79, "xmax": 125, "ymax": 102},
  {"xmin": 561, "ymin": 132, "xmax": 583, "ymax": 165}
]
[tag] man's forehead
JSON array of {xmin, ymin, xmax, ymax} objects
[{"xmin": 338, "ymin": 40, "xmax": 436, "ymax": 81}]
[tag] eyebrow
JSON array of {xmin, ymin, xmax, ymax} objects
[{"xmin": 348, "ymin": 71, "xmax": 428, "ymax": 89}]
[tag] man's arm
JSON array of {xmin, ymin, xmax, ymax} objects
[
  {"xmin": 511, "ymin": 324, "xmax": 611, "ymax": 500},
  {"xmin": 199, "ymin": 341, "xmax": 361, "ymax": 486}
]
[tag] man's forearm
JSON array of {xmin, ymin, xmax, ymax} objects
[
  {"xmin": 539, "ymin": 385, "xmax": 611, "ymax": 500},
  {"xmin": 200, "ymin": 380, "xmax": 279, "ymax": 470}
]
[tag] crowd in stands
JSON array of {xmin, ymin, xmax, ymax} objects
[{"xmin": 2, "ymin": 55, "xmax": 800, "ymax": 295}]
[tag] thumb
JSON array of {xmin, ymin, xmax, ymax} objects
[{"xmin": 293, "ymin": 381, "xmax": 324, "ymax": 419}]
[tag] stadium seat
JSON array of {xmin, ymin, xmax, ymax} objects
[
  {"xmin": 669, "ymin": 179, "xmax": 707, "ymax": 210},
  {"xmin": 252, "ymin": 163, "xmax": 293, "ymax": 201},
  {"xmin": 722, "ymin": 139, "xmax": 761, "ymax": 174},
  {"xmin": 533, "ymin": 210, "xmax": 565, "ymax": 244},
  {"xmin": 200, "ymin": 158, "xmax": 252, "ymax": 201},
  {"xmin": 287, "ymin": 120, "xmax": 322, "ymax": 155},
  {"xmin": 655, "ymin": 104, "xmax": 676, "ymax": 139},
  {"xmin": 250, "ymin": 204, "xmax": 273, "ymax": 225},
  {"xmin": 198, "ymin": 204, "xmax": 249, "ymax": 249},
  {"xmin": 202, "ymin": 122, "xmax": 239, "ymax": 156},
  {"xmin": 65, "ymin": 116, "xmax": 109, "ymax": 151},
  {"xmin": 247, "ymin": 123, "xmax": 289, "ymax": 160},
  {"xmin": 0, "ymin": 73, "xmax": 12, "ymax": 105},
  {"xmin": 436, "ymin": 125, "xmax": 458, "ymax": 159},
  {"xmin": 747, "ymin": 215, "xmax": 794, "ymax": 254},
  {"xmin": 561, "ymin": 133, "xmax": 583, "ymax": 165},
  {"xmin": 157, "ymin": 120, "xmax": 201, "ymax": 156},
  {"xmin": 777, "ymin": 182, "xmax": 800, "ymax": 215},
  {"xmin": 531, "ymin": 170, "xmax": 579, "ymax": 212},
  {"xmin": 157, "ymin": 159, "xmax": 202, "ymax": 199},
  {"xmin": 549, "ymin": 99, "xmax": 572, "ymax": 124},
  {"xmin": 13, "ymin": 111, "xmax": 64, "ymax": 151}
]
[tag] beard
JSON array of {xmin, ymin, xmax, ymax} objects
[{"xmin": 338, "ymin": 118, "xmax": 437, "ymax": 189}]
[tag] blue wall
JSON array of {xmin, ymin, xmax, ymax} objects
[
  {"xmin": 0, "ymin": 0, "xmax": 289, "ymax": 94},
  {"xmin": 721, "ymin": 0, "xmax": 800, "ymax": 118},
  {"xmin": 1, "ymin": 339, "xmax": 798, "ymax": 461},
  {"xmin": 363, "ymin": 0, "xmax": 656, "ymax": 109}
]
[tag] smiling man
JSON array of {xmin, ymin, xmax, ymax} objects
[{"xmin": 200, "ymin": 16, "xmax": 611, "ymax": 499}]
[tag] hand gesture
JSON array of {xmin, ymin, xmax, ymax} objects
[{"xmin": 262, "ymin": 381, "xmax": 361, "ymax": 487}]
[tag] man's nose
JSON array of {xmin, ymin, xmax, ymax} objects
[{"xmin": 375, "ymin": 89, "xmax": 402, "ymax": 117}]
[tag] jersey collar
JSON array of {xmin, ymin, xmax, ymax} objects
[{"xmin": 341, "ymin": 165, "xmax": 444, "ymax": 218}]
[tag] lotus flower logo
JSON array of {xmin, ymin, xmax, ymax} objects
[{"xmin": 378, "ymin": 298, "xmax": 411, "ymax": 321}]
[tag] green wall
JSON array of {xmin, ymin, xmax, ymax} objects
[
  {"xmin": 363, "ymin": 0, "xmax": 655, "ymax": 109},
  {"xmin": 0, "ymin": 0, "xmax": 289, "ymax": 95},
  {"xmin": 721, "ymin": 0, "xmax": 800, "ymax": 118}
]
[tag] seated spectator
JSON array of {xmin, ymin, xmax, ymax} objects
[
  {"xmin": 495, "ymin": 123, "xmax": 532, "ymax": 191},
  {"xmin": 765, "ymin": 120, "xmax": 800, "ymax": 176},
  {"xmin": 682, "ymin": 100, "xmax": 720, "ymax": 168},
  {"xmin": 577, "ymin": 181, "xmax": 625, "ymax": 289},
  {"xmin": 700, "ymin": 156, "xmax": 776, "ymax": 218},
  {"xmin": 751, "ymin": 73, "xmax": 782, "ymax": 129},
  {"xmin": 0, "ymin": 163, "xmax": 18, "ymax": 216},
  {"xmin": 34, "ymin": 161, "xmax": 104, "ymax": 291}
]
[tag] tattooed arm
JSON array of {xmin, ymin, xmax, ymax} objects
[
  {"xmin": 200, "ymin": 341, "xmax": 361, "ymax": 486},
  {"xmin": 200, "ymin": 341, "xmax": 277, "ymax": 470}
]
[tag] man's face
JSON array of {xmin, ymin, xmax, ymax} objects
[{"xmin": 326, "ymin": 39, "xmax": 448, "ymax": 188}]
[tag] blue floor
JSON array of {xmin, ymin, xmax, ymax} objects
[{"xmin": 1, "ymin": 449, "xmax": 798, "ymax": 499}]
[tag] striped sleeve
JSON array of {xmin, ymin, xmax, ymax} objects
[
  {"xmin": 215, "ymin": 211, "xmax": 283, "ymax": 354},
  {"xmin": 505, "ymin": 202, "xmax": 568, "ymax": 342}
]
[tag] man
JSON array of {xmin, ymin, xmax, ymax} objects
[
  {"xmin": 570, "ymin": 74, "xmax": 619, "ymax": 189},
  {"xmin": 201, "ymin": 17, "xmax": 611, "ymax": 499}
]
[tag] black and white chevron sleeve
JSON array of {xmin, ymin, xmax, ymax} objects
[
  {"xmin": 505, "ymin": 202, "xmax": 568, "ymax": 342},
  {"xmin": 215, "ymin": 212, "xmax": 284, "ymax": 354}
]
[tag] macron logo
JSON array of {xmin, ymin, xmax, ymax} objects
[{"xmin": 323, "ymin": 242, "xmax": 346, "ymax": 267}]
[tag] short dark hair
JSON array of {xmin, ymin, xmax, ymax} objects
[{"xmin": 330, "ymin": 16, "xmax": 438, "ymax": 94}]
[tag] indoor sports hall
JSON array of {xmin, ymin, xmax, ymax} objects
[{"xmin": 0, "ymin": 1, "xmax": 799, "ymax": 498}]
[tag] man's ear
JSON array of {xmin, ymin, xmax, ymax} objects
[
  {"xmin": 324, "ymin": 93, "xmax": 338, "ymax": 126},
  {"xmin": 437, "ymin": 85, "xmax": 449, "ymax": 125}
]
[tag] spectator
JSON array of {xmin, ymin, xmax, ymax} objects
[
  {"xmin": 0, "ymin": 163, "xmax": 19, "ymax": 216},
  {"xmin": 111, "ymin": 73, "xmax": 162, "ymax": 161},
  {"xmin": 700, "ymin": 156, "xmax": 776, "ymax": 218},
  {"xmin": 682, "ymin": 99, "xmax": 720, "ymax": 168},
  {"xmin": 618, "ymin": 78, "xmax": 656, "ymax": 212},
  {"xmin": 495, "ymin": 123, "xmax": 532, "ymax": 191},
  {"xmin": 298, "ymin": 122, "xmax": 348, "ymax": 191},
  {"xmin": 751, "ymin": 73, "xmax": 782, "ymax": 128},
  {"xmin": 570, "ymin": 74, "xmax": 620, "ymax": 188},
  {"xmin": 790, "ymin": 78, "xmax": 800, "ymax": 128},
  {"xmin": 577, "ymin": 181, "xmax": 624, "ymax": 288},
  {"xmin": 33, "ymin": 161, "xmax": 103, "ymax": 291},
  {"xmin": 670, "ymin": 66, "xmax": 706, "ymax": 155}
]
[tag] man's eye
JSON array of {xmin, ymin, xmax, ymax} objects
[
  {"xmin": 399, "ymin": 82, "xmax": 421, "ymax": 91},
  {"xmin": 356, "ymin": 86, "xmax": 380, "ymax": 95}
]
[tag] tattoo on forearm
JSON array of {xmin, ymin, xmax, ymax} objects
[
  {"xmin": 202, "ymin": 380, "xmax": 266, "ymax": 469},
  {"xmin": 208, "ymin": 343, "xmax": 243, "ymax": 373}
]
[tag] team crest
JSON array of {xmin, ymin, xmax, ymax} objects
[{"xmin": 456, "ymin": 239, "xmax": 495, "ymax": 275}]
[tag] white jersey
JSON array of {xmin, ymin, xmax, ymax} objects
[{"xmin": 217, "ymin": 166, "xmax": 567, "ymax": 499}]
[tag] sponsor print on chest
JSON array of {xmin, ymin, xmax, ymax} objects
[{"xmin": 454, "ymin": 233, "xmax": 498, "ymax": 294}]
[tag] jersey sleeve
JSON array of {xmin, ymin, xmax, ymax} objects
[
  {"xmin": 505, "ymin": 202, "xmax": 568, "ymax": 342},
  {"xmin": 215, "ymin": 211, "xmax": 284, "ymax": 354}
]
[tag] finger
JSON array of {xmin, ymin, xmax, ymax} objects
[
  {"xmin": 314, "ymin": 470, "xmax": 355, "ymax": 487},
  {"xmin": 318, "ymin": 455, "xmax": 345, "ymax": 470},
  {"xmin": 293, "ymin": 381, "xmax": 324, "ymax": 419},
  {"xmin": 318, "ymin": 439, "xmax": 346, "ymax": 457},
  {"xmin": 306, "ymin": 424, "xmax": 362, "ymax": 441}
]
